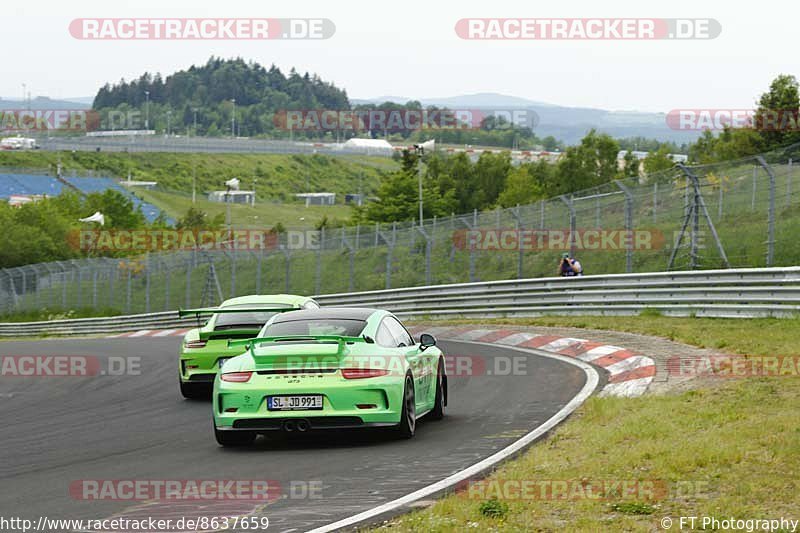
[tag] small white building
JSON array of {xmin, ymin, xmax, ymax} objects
[
  {"xmin": 295, "ymin": 192, "xmax": 336, "ymax": 206},
  {"xmin": 341, "ymin": 138, "xmax": 393, "ymax": 155},
  {"xmin": 1, "ymin": 137, "xmax": 37, "ymax": 150},
  {"xmin": 208, "ymin": 190, "xmax": 255, "ymax": 204}
]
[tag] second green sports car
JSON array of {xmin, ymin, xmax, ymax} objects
[
  {"xmin": 178, "ymin": 294, "xmax": 319, "ymax": 399},
  {"xmin": 212, "ymin": 307, "xmax": 447, "ymax": 446}
]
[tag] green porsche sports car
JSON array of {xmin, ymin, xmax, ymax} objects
[
  {"xmin": 178, "ymin": 294, "xmax": 319, "ymax": 399},
  {"xmin": 212, "ymin": 307, "xmax": 447, "ymax": 446}
]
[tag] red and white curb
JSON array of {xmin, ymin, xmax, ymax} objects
[
  {"xmin": 408, "ymin": 326, "xmax": 655, "ymax": 398},
  {"xmin": 108, "ymin": 326, "xmax": 655, "ymax": 397}
]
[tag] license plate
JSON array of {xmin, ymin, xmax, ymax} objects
[
  {"xmin": 218, "ymin": 358, "xmax": 231, "ymax": 369},
  {"xmin": 267, "ymin": 395, "xmax": 323, "ymax": 411}
]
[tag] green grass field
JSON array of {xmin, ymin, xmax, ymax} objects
[
  {"xmin": 0, "ymin": 150, "xmax": 395, "ymax": 204},
  {"xmin": 369, "ymin": 316, "xmax": 800, "ymax": 532},
  {"xmin": 136, "ymin": 188, "xmax": 354, "ymax": 229}
]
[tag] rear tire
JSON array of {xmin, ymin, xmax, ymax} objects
[
  {"xmin": 429, "ymin": 359, "xmax": 446, "ymax": 421},
  {"xmin": 214, "ymin": 426, "xmax": 256, "ymax": 446},
  {"xmin": 179, "ymin": 379, "xmax": 207, "ymax": 400},
  {"xmin": 395, "ymin": 374, "xmax": 416, "ymax": 439}
]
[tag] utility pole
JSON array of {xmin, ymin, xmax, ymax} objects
[
  {"xmin": 231, "ymin": 99, "xmax": 236, "ymax": 138},
  {"xmin": 144, "ymin": 90, "xmax": 150, "ymax": 130}
]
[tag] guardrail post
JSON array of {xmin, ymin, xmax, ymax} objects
[
  {"xmin": 756, "ymin": 156, "xmax": 776, "ymax": 267},
  {"xmin": 615, "ymin": 180, "xmax": 634, "ymax": 273}
]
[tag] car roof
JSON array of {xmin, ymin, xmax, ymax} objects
[
  {"xmin": 219, "ymin": 294, "xmax": 312, "ymax": 308},
  {"xmin": 271, "ymin": 307, "xmax": 382, "ymax": 322}
]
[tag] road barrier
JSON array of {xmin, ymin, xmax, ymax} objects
[{"xmin": 1, "ymin": 267, "xmax": 797, "ymax": 337}]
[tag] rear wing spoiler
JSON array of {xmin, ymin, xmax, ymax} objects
[
  {"xmin": 228, "ymin": 335, "xmax": 373, "ymax": 355},
  {"xmin": 178, "ymin": 307, "xmax": 298, "ymax": 318},
  {"xmin": 178, "ymin": 306, "xmax": 301, "ymax": 329}
]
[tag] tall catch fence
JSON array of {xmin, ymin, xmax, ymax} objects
[{"xmin": 1, "ymin": 142, "xmax": 799, "ymax": 315}]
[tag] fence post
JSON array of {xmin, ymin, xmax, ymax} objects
[
  {"xmin": 92, "ymin": 264, "xmax": 98, "ymax": 309},
  {"xmin": 230, "ymin": 251, "xmax": 237, "ymax": 298},
  {"xmin": 108, "ymin": 261, "xmax": 115, "ymax": 310},
  {"xmin": 315, "ymin": 227, "xmax": 324, "ymax": 295},
  {"xmin": 718, "ymin": 181, "xmax": 724, "ymax": 219},
  {"xmin": 470, "ymin": 209, "xmax": 477, "ymax": 282},
  {"xmin": 653, "ymin": 182, "xmax": 658, "ymax": 224},
  {"xmin": 539, "ymin": 200, "xmax": 545, "ymax": 229},
  {"xmin": 788, "ymin": 158, "xmax": 793, "ymax": 209},
  {"xmin": 511, "ymin": 204, "xmax": 523, "ymax": 279},
  {"xmin": 73, "ymin": 263, "xmax": 83, "ymax": 309},
  {"xmin": 615, "ymin": 181, "xmax": 634, "ymax": 273},
  {"xmin": 145, "ymin": 253, "xmax": 150, "ymax": 314},
  {"xmin": 256, "ymin": 250, "xmax": 263, "ymax": 293},
  {"xmin": 751, "ymin": 165, "xmax": 757, "ymax": 210},
  {"xmin": 185, "ymin": 257, "xmax": 192, "ymax": 308},
  {"xmin": 126, "ymin": 267, "xmax": 132, "ymax": 314},
  {"xmin": 756, "ymin": 156, "xmax": 776, "ymax": 267},
  {"xmin": 163, "ymin": 257, "xmax": 170, "ymax": 311},
  {"xmin": 558, "ymin": 195, "xmax": 576, "ymax": 258},
  {"xmin": 283, "ymin": 248, "xmax": 291, "ymax": 293}
]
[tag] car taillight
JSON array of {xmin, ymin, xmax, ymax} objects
[
  {"xmin": 184, "ymin": 340, "xmax": 207, "ymax": 349},
  {"xmin": 220, "ymin": 372, "xmax": 252, "ymax": 383},
  {"xmin": 341, "ymin": 368, "xmax": 390, "ymax": 379}
]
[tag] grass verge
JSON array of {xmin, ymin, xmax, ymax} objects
[{"xmin": 371, "ymin": 317, "xmax": 800, "ymax": 532}]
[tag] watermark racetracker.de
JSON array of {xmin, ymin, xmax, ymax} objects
[
  {"xmin": 455, "ymin": 18, "xmax": 721, "ymax": 40},
  {"xmin": 0, "ymin": 355, "xmax": 140, "ymax": 377},
  {"xmin": 69, "ymin": 18, "xmax": 335, "ymax": 40}
]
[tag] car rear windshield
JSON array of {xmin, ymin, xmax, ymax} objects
[
  {"xmin": 213, "ymin": 304, "xmax": 293, "ymax": 330},
  {"xmin": 262, "ymin": 319, "xmax": 367, "ymax": 337}
]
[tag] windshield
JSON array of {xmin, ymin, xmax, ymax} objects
[
  {"xmin": 213, "ymin": 303, "xmax": 294, "ymax": 330},
  {"xmin": 260, "ymin": 319, "xmax": 367, "ymax": 338}
]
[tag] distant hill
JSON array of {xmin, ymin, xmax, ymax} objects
[
  {"xmin": 353, "ymin": 92, "xmax": 695, "ymax": 145},
  {"xmin": 0, "ymin": 96, "xmax": 91, "ymax": 110},
  {"xmin": 92, "ymin": 57, "xmax": 350, "ymax": 136}
]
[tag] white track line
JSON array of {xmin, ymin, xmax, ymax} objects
[{"xmin": 306, "ymin": 340, "xmax": 600, "ymax": 533}]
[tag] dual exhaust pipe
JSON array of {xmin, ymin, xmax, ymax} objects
[{"xmin": 283, "ymin": 419, "xmax": 310, "ymax": 433}]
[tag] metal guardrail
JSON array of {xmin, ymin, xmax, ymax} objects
[{"xmin": 0, "ymin": 267, "xmax": 798, "ymax": 336}]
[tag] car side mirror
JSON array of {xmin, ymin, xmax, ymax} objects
[{"xmin": 419, "ymin": 333, "xmax": 436, "ymax": 350}]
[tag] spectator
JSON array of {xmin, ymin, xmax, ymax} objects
[{"xmin": 558, "ymin": 252, "xmax": 583, "ymax": 277}]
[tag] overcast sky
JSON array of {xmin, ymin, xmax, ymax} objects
[{"xmin": 4, "ymin": 0, "xmax": 797, "ymax": 112}]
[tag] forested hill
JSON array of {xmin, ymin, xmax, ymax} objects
[{"xmin": 92, "ymin": 57, "xmax": 349, "ymax": 136}]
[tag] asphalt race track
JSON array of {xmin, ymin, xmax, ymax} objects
[{"xmin": 0, "ymin": 338, "xmax": 592, "ymax": 532}]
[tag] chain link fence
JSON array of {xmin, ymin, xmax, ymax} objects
[{"xmin": 1, "ymin": 142, "xmax": 799, "ymax": 316}]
